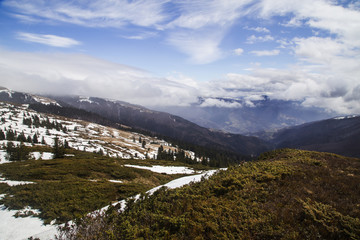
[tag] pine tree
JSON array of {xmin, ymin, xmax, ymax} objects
[
  {"xmin": 6, "ymin": 142, "xmax": 29, "ymax": 161},
  {"xmin": 16, "ymin": 131, "xmax": 27, "ymax": 142},
  {"xmin": 6, "ymin": 129, "xmax": 15, "ymax": 141},
  {"xmin": 64, "ymin": 139, "xmax": 69, "ymax": 149},
  {"xmin": 0, "ymin": 129, "xmax": 5, "ymax": 140},
  {"xmin": 53, "ymin": 137, "xmax": 65, "ymax": 159},
  {"xmin": 32, "ymin": 133, "xmax": 38, "ymax": 144}
]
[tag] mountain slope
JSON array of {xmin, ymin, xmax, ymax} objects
[
  {"xmin": 58, "ymin": 149, "xmax": 360, "ymax": 239},
  {"xmin": 0, "ymin": 101, "xmax": 194, "ymax": 162},
  {"xmin": 0, "ymin": 87, "xmax": 59, "ymax": 106},
  {"xmin": 0, "ymin": 101, "xmax": 211, "ymax": 227},
  {"xmin": 268, "ymin": 115, "xmax": 360, "ymax": 157},
  {"xmin": 0, "ymin": 88, "xmax": 270, "ymax": 157},
  {"xmin": 51, "ymin": 95, "xmax": 269, "ymax": 157}
]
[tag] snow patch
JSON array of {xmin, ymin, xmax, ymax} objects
[
  {"xmin": 0, "ymin": 206, "xmax": 57, "ymax": 240},
  {"xmin": 109, "ymin": 180, "xmax": 123, "ymax": 183},
  {"xmin": 30, "ymin": 152, "xmax": 54, "ymax": 160},
  {"xmin": 0, "ymin": 151, "xmax": 10, "ymax": 164},
  {"xmin": 334, "ymin": 115, "xmax": 358, "ymax": 120},
  {"xmin": 124, "ymin": 165, "xmax": 196, "ymax": 174},
  {"xmin": 0, "ymin": 177, "xmax": 35, "ymax": 186}
]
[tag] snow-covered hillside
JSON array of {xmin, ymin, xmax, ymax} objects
[
  {"xmin": 0, "ymin": 101, "xmax": 210, "ymax": 240},
  {"xmin": 0, "ymin": 102, "xmax": 195, "ymax": 163}
]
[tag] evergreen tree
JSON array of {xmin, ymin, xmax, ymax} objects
[
  {"xmin": 142, "ymin": 140, "xmax": 146, "ymax": 148},
  {"xmin": 6, "ymin": 142, "xmax": 29, "ymax": 161},
  {"xmin": 6, "ymin": 129, "xmax": 15, "ymax": 141},
  {"xmin": 16, "ymin": 131, "xmax": 27, "ymax": 142},
  {"xmin": 32, "ymin": 133, "xmax": 38, "ymax": 144},
  {"xmin": 64, "ymin": 139, "xmax": 69, "ymax": 149},
  {"xmin": 53, "ymin": 137, "xmax": 65, "ymax": 159},
  {"xmin": 0, "ymin": 129, "xmax": 5, "ymax": 140}
]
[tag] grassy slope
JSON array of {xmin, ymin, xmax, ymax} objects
[
  {"xmin": 64, "ymin": 149, "xmax": 360, "ymax": 239},
  {"xmin": 0, "ymin": 148, "xmax": 209, "ymax": 224}
]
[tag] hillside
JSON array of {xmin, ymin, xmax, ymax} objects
[
  {"xmin": 50, "ymin": 95, "xmax": 270, "ymax": 157},
  {"xmin": 59, "ymin": 149, "xmax": 360, "ymax": 239},
  {"xmin": 267, "ymin": 116, "xmax": 360, "ymax": 158},
  {"xmin": 0, "ymin": 101, "xmax": 190, "ymax": 161},
  {"xmin": 0, "ymin": 101, "xmax": 215, "ymax": 239}
]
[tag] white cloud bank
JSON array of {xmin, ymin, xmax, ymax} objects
[
  {"xmin": 0, "ymin": 50, "xmax": 198, "ymax": 107},
  {"xmin": 1, "ymin": 48, "xmax": 359, "ymax": 114}
]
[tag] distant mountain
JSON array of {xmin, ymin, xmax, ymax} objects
[
  {"xmin": 5, "ymin": 88, "xmax": 358, "ymax": 158},
  {"xmin": 51, "ymin": 95, "xmax": 269, "ymax": 157},
  {"xmin": 152, "ymin": 97, "xmax": 334, "ymax": 134},
  {"xmin": 267, "ymin": 115, "xmax": 360, "ymax": 157},
  {"xmin": 0, "ymin": 88, "xmax": 269, "ymax": 157},
  {"xmin": 0, "ymin": 87, "xmax": 59, "ymax": 106}
]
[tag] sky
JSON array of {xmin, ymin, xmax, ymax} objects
[{"xmin": 0, "ymin": 0, "xmax": 359, "ymax": 114}]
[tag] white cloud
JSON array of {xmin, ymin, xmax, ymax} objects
[
  {"xmin": 121, "ymin": 31, "xmax": 158, "ymax": 40},
  {"xmin": 164, "ymin": 0, "xmax": 254, "ymax": 64},
  {"xmin": 3, "ymin": 0, "xmax": 169, "ymax": 28},
  {"xmin": 233, "ymin": 48, "xmax": 244, "ymax": 56},
  {"xmin": 167, "ymin": 0, "xmax": 253, "ymax": 29},
  {"xmin": 254, "ymin": 0, "xmax": 360, "ymax": 46},
  {"xmin": 199, "ymin": 98, "xmax": 243, "ymax": 108},
  {"xmin": 16, "ymin": 32, "xmax": 81, "ymax": 48},
  {"xmin": 245, "ymin": 26, "xmax": 270, "ymax": 33},
  {"xmin": 246, "ymin": 34, "xmax": 274, "ymax": 44},
  {"xmin": 0, "ymin": 50, "xmax": 198, "ymax": 107},
  {"xmin": 166, "ymin": 28, "xmax": 224, "ymax": 64},
  {"xmin": 251, "ymin": 49, "xmax": 279, "ymax": 56}
]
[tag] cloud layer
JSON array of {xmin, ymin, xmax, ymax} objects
[{"xmin": 0, "ymin": 48, "xmax": 359, "ymax": 114}]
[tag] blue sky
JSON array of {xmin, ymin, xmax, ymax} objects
[{"xmin": 0, "ymin": 0, "xmax": 359, "ymax": 114}]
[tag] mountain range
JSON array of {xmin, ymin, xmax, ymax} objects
[
  {"xmin": 1, "ymin": 87, "xmax": 359, "ymax": 158},
  {"xmin": 152, "ymin": 96, "xmax": 334, "ymax": 134}
]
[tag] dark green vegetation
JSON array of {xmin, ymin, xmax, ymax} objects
[
  {"xmin": 268, "ymin": 116, "xmax": 360, "ymax": 158},
  {"xmin": 59, "ymin": 149, "xmax": 360, "ymax": 239},
  {"xmin": 0, "ymin": 148, "xmax": 208, "ymax": 224}
]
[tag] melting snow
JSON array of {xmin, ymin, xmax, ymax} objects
[
  {"xmin": 0, "ymin": 177, "xmax": 34, "ymax": 186},
  {"xmin": 0, "ymin": 206, "xmax": 57, "ymax": 240},
  {"xmin": 124, "ymin": 164, "xmax": 196, "ymax": 174},
  {"xmin": 109, "ymin": 180, "xmax": 123, "ymax": 183}
]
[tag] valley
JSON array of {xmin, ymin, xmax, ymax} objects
[{"xmin": 0, "ymin": 88, "xmax": 359, "ymax": 239}]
